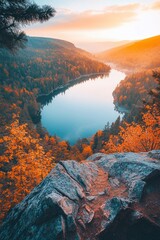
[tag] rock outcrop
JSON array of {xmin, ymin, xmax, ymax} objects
[{"xmin": 0, "ymin": 151, "xmax": 160, "ymax": 240}]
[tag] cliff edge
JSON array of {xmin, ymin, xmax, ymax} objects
[{"xmin": 0, "ymin": 151, "xmax": 160, "ymax": 240}]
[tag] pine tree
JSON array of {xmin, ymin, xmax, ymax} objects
[
  {"xmin": 149, "ymin": 71, "xmax": 160, "ymax": 115},
  {"xmin": 0, "ymin": 0, "xmax": 55, "ymax": 51}
]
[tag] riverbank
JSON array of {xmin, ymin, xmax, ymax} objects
[
  {"xmin": 37, "ymin": 71, "xmax": 110, "ymax": 100},
  {"xmin": 114, "ymin": 103, "xmax": 130, "ymax": 114}
]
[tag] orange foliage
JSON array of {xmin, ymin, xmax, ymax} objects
[
  {"xmin": 103, "ymin": 112, "xmax": 160, "ymax": 153},
  {"xmin": 113, "ymin": 68, "xmax": 160, "ymax": 111},
  {"xmin": 0, "ymin": 115, "xmax": 55, "ymax": 221},
  {"xmin": 82, "ymin": 145, "xmax": 93, "ymax": 158},
  {"xmin": 97, "ymin": 130, "xmax": 103, "ymax": 137}
]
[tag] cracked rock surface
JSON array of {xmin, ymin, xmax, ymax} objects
[{"xmin": 0, "ymin": 151, "xmax": 160, "ymax": 240}]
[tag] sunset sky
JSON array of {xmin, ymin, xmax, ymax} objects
[{"xmin": 25, "ymin": 0, "xmax": 160, "ymax": 45}]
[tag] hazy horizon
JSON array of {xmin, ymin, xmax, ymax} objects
[
  {"xmin": 26, "ymin": 33, "xmax": 159, "ymax": 53},
  {"xmin": 25, "ymin": 0, "xmax": 160, "ymax": 46}
]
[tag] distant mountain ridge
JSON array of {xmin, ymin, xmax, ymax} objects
[
  {"xmin": 97, "ymin": 35, "xmax": 160, "ymax": 71},
  {"xmin": 75, "ymin": 40, "xmax": 131, "ymax": 53},
  {"xmin": 27, "ymin": 36, "xmax": 75, "ymax": 50},
  {"xmin": 0, "ymin": 34, "xmax": 110, "ymax": 127}
]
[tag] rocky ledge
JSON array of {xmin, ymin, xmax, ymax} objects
[{"xmin": 0, "ymin": 151, "xmax": 160, "ymax": 240}]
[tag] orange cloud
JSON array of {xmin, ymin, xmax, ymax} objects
[
  {"xmin": 143, "ymin": 1, "xmax": 160, "ymax": 11},
  {"xmin": 151, "ymin": 1, "xmax": 160, "ymax": 10},
  {"xmin": 52, "ymin": 12, "xmax": 136, "ymax": 30},
  {"xmin": 105, "ymin": 3, "xmax": 140, "ymax": 12},
  {"xmin": 44, "ymin": 4, "xmax": 139, "ymax": 31}
]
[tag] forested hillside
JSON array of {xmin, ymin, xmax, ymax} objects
[
  {"xmin": 97, "ymin": 35, "xmax": 160, "ymax": 71},
  {"xmin": 91, "ymin": 71, "xmax": 160, "ymax": 154},
  {"xmin": 1, "ymin": 37, "xmax": 109, "ymax": 94},
  {"xmin": 91, "ymin": 35, "xmax": 160, "ymax": 154},
  {"xmin": 0, "ymin": 36, "xmax": 110, "ymax": 123},
  {"xmin": 1, "ymin": 0, "xmax": 160, "ymax": 237},
  {"xmin": 0, "ymin": 37, "xmax": 110, "ymax": 221},
  {"xmin": 1, "ymin": 35, "xmax": 160, "ymax": 223},
  {"xmin": 113, "ymin": 68, "xmax": 160, "ymax": 113}
]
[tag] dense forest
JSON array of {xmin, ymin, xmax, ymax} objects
[
  {"xmin": 91, "ymin": 71, "xmax": 160, "ymax": 153},
  {"xmin": 0, "ymin": 37, "xmax": 110, "ymax": 94},
  {"xmin": 0, "ymin": 37, "xmax": 110, "ymax": 221},
  {"xmin": 0, "ymin": 36, "xmax": 110, "ymax": 124},
  {"xmin": 0, "ymin": 35, "xmax": 160, "ymax": 223},
  {"xmin": 0, "ymin": 1, "xmax": 160, "ymax": 239},
  {"xmin": 91, "ymin": 35, "xmax": 160, "ymax": 154},
  {"xmin": 113, "ymin": 67, "xmax": 160, "ymax": 120}
]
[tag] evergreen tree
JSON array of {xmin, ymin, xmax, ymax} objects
[
  {"xmin": 110, "ymin": 116, "xmax": 121, "ymax": 135},
  {"xmin": 143, "ymin": 71, "xmax": 160, "ymax": 117},
  {"xmin": 0, "ymin": 0, "xmax": 55, "ymax": 51},
  {"xmin": 149, "ymin": 71, "xmax": 160, "ymax": 115}
]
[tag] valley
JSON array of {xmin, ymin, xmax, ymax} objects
[
  {"xmin": 0, "ymin": 34, "xmax": 160, "ymax": 227},
  {"xmin": 0, "ymin": 1, "xmax": 160, "ymax": 239}
]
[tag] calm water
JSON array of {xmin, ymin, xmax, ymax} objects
[{"xmin": 41, "ymin": 69, "xmax": 125, "ymax": 144}]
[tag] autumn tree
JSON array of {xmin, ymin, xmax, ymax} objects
[
  {"xmin": 82, "ymin": 145, "xmax": 93, "ymax": 158},
  {"xmin": 102, "ymin": 71, "xmax": 160, "ymax": 154},
  {"xmin": 92, "ymin": 130, "xmax": 104, "ymax": 152},
  {"xmin": 0, "ymin": 114, "xmax": 55, "ymax": 221},
  {"xmin": 104, "ymin": 112, "xmax": 160, "ymax": 153},
  {"xmin": 145, "ymin": 71, "xmax": 160, "ymax": 116},
  {"xmin": 0, "ymin": 0, "xmax": 55, "ymax": 50},
  {"xmin": 113, "ymin": 68, "xmax": 160, "ymax": 123}
]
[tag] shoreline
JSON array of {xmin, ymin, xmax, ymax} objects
[
  {"xmin": 37, "ymin": 71, "xmax": 110, "ymax": 99},
  {"xmin": 39, "ymin": 68, "xmax": 126, "ymax": 144},
  {"xmin": 114, "ymin": 103, "xmax": 130, "ymax": 114}
]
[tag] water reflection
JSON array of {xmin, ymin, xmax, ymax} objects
[
  {"xmin": 37, "ymin": 73, "xmax": 106, "ymax": 106},
  {"xmin": 41, "ymin": 69, "xmax": 125, "ymax": 145}
]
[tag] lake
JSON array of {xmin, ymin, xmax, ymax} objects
[{"xmin": 41, "ymin": 69, "xmax": 126, "ymax": 145}]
